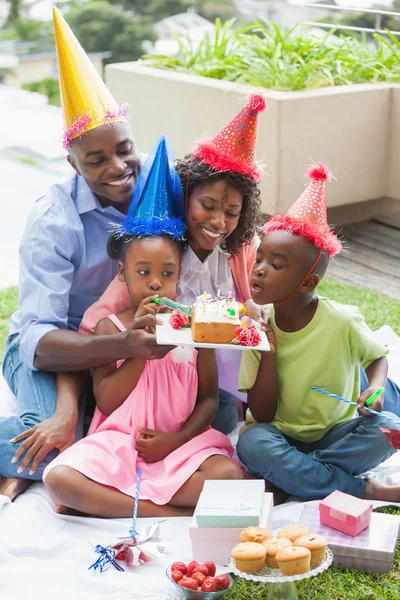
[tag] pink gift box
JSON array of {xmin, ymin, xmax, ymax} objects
[{"xmin": 319, "ymin": 491, "xmax": 373, "ymax": 537}]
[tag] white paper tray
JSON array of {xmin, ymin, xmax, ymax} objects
[{"xmin": 156, "ymin": 313, "xmax": 270, "ymax": 351}]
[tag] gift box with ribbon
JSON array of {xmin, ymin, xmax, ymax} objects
[{"xmin": 195, "ymin": 479, "xmax": 266, "ymax": 528}]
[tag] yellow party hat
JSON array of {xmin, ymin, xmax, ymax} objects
[{"xmin": 53, "ymin": 7, "xmax": 128, "ymax": 149}]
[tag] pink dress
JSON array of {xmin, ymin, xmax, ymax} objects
[{"xmin": 43, "ymin": 315, "xmax": 234, "ymax": 505}]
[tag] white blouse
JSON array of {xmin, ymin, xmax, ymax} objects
[{"xmin": 177, "ymin": 245, "xmax": 236, "ymax": 305}]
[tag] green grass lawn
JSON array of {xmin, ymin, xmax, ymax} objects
[{"xmin": 0, "ymin": 282, "xmax": 399, "ymax": 596}]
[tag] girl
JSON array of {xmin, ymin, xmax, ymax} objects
[
  {"xmin": 80, "ymin": 95, "xmax": 268, "ymax": 432},
  {"xmin": 43, "ymin": 137, "xmax": 243, "ymax": 518}
]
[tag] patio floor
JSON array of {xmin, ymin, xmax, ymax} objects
[{"xmin": 328, "ymin": 217, "xmax": 400, "ymax": 300}]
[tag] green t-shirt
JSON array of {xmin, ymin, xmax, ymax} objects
[{"xmin": 239, "ymin": 297, "xmax": 388, "ymax": 443}]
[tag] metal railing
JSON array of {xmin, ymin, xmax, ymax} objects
[{"xmin": 305, "ymin": 3, "xmax": 400, "ymax": 37}]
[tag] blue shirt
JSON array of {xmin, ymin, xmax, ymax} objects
[{"xmin": 9, "ymin": 173, "xmax": 125, "ymax": 370}]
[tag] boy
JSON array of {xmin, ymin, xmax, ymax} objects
[{"xmin": 237, "ymin": 165, "xmax": 400, "ymax": 502}]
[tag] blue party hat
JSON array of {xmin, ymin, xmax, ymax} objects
[{"xmin": 116, "ymin": 135, "xmax": 186, "ymax": 239}]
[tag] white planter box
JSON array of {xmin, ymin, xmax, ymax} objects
[{"xmin": 106, "ymin": 62, "xmax": 400, "ymax": 222}]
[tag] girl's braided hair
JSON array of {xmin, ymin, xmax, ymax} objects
[{"xmin": 176, "ymin": 155, "xmax": 264, "ymax": 256}]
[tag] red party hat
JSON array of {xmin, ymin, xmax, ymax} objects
[
  {"xmin": 192, "ymin": 94, "xmax": 267, "ymax": 182},
  {"xmin": 264, "ymin": 164, "xmax": 342, "ymax": 257}
]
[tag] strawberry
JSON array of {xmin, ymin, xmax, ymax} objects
[
  {"xmin": 202, "ymin": 577, "xmax": 218, "ymax": 592},
  {"xmin": 186, "ymin": 561, "xmax": 199, "ymax": 576},
  {"xmin": 191, "ymin": 572, "xmax": 206, "ymax": 585},
  {"xmin": 171, "ymin": 570, "xmax": 184, "ymax": 583},
  {"xmin": 171, "ymin": 561, "xmax": 187, "ymax": 575},
  {"xmin": 178, "ymin": 577, "xmax": 198, "ymax": 590},
  {"xmin": 204, "ymin": 561, "xmax": 216, "ymax": 577},
  {"xmin": 192, "ymin": 564, "xmax": 209, "ymax": 576},
  {"xmin": 215, "ymin": 574, "xmax": 231, "ymax": 590}
]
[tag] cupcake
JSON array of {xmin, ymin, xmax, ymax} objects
[
  {"xmin": 294, "ymin": 534, "xmax": 328, "ymax": 565},
  {"xmin": 275, "ymin": 546, "xmax": 311, "ymax": 576},
  {"xmin": 240, "ymin": 526, "xmax": 272, "ymax": 544},
  {"xmin": 262, "ymin": 537, "xmax": 292, "ymax": 569},
  {"xmin": 231, "ymin": 542, "xmax": 266, "ymax": 574},
  {"xmin": 277, "ymin": 524, "xmax": 309, "ymax": 543}
]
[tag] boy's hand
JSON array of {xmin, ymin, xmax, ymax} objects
[
  {"xmin": 244, "ymin": 299, "xmax": 270, "ymax": 324},
  {"xmin": 135, "ymin": 428, "xmax": 183, "ymax": 462},
  {"xmin": 260, "ymin": 319, "xmax": 276, "ymax": 355},
  {"xmin": 357, "ymin": 386, "xmax": 384, "ymax": 417}
]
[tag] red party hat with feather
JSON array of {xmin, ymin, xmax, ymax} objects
[
  {"xmin": 192, "ymin": 94, "xmax": 267, "ymax": 182},
  {"xmin": 264, "ymin": 164, "xmax": 342, "ymax": 257}
]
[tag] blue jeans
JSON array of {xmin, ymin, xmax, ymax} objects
[
  {"xmin": 0, "ymin": 333, "xmax": 85, "ymax": 480},
  {"xmin": 237, "ymin": 412, "xmax": 398, "ymax": 500},
  {"xmin": 212, "ymin": 389, "xmax": 238, "ymax": 435}
]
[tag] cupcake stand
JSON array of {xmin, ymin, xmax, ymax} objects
[{"xmin": 228, "ymin": 549, "xmax": 334, "ymax": 600}]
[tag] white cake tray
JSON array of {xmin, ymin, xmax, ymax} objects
[
  {"xmin": 227, "ymin": 548, "xmax": 334, "ymax": 583},
  {"xmin": 156, "ymin": 313, "xmax": 270, "ymax": 352}
]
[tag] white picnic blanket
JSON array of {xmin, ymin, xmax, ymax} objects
[{"xmin": 0, "ymin": 325, "xmax": 399, "ymax": 598}]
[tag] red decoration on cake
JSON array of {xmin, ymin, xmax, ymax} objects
[
  {"xmin": 234, "ymin": 323, "xmax": 262, "ymax": 347},
  {"xmin": 192, "ymin": 94, "xmax": 267, "ymax": 182},
  {"xmin": 264, "ymin": 163, "xmax": 342, "ymax": 257},
  {"xmin": 170, "ymin": 311, "xmax": 189, "ymax": 329}
]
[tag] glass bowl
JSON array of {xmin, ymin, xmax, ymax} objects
[{"xmin": 166, "ymin": 566, "xmax": 234, "ymax": 599}]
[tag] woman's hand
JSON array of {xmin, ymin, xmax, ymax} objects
[{"xmin": 135, "ymin": 428, "xmax": 183, "ymax": 463}]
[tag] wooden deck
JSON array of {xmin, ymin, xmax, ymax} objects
[{"xmin": 327, "ymin": 217, "xmax": 400, "ymax": 300}]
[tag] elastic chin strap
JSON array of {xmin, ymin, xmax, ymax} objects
[{"xmin": 275, "ymin": 248, "xmax": 322, "ymax": 306}]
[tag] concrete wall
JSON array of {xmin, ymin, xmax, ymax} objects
[{"xmin": 106, "ymin": 62, "xmax": 400, "ymax": 219}]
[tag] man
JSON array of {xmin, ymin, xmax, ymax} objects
[{"xmin": 0, "ymin": 9, "xmax": 173, "ymax": 500}]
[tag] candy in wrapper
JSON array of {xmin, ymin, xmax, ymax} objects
[
  {"xmin": 111, "ymin": 521, "xmax": 167, "ymax": 568},
  {"xmin": 380, "ymin": 427, "xmax": 400, "ymax": 450}
]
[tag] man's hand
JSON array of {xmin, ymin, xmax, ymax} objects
[
  {"xmin": 123, "ymin": 314, "xmax": 175, "ymax": 360},
  {"xmin": 357, "ymin": 386, "xmax": 384, "ymax": 417},
  {"xmin": 11, "ymin": 413, "xmax": 77, "ymax": 475},
  {"xmin": 135, "ymin": 428, "xmax": 183, "ymax": 463}
]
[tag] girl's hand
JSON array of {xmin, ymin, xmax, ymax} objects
[
  {"xmin": 244, "ymin": 299, "xmax": 269, "ymax": 324},
  {"xmin": 357, "ymin": 386, "xmax": 384, "ymax": 417},
  {"xmin": 260, "ymin": 319, "xmax": 276, "ymax": 355},
  {"xmin": 134, "ymin": 295, "xmax": 162, "ymax": 334},
  {"xmin": 135, "ymin": 428, "xmax": 183, "ymax": 462}
]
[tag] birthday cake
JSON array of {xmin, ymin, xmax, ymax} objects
[{"xmin": 192, "ymin": 294, "xmax": 244, "ymax": 344}]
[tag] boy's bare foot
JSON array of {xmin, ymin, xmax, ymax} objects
[
  {"xmin": 265, "ymin": 481, "xmax": 290, "ymax": 506},
  {"xmin": 0, "ymin": 477, "xmax": 32, "ymax": 501},
  {"xmin": 364, "ymin": 477, "xmax": 400, "ymax": 503}
]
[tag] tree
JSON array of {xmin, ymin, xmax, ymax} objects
[
  {"xmin": 65, "ymin": 1, "xmax": 156, "ymax": 64},
  {"xmin": 107, "ymin": 0, "xmax": 236, "ymax": 22},
  {"xmin": 6, "ymin": 0, "xmax": 23, "ymax": 24}
]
